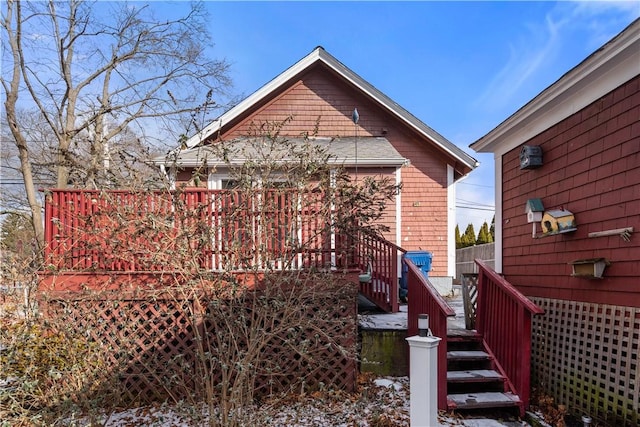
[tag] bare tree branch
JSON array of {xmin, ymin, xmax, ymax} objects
[{"xmin": 1, "ymin": 0, "xmax": 232, "ymax": 250}]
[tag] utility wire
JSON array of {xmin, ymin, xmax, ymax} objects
[
  {"xmin": 456, "ymin": 205, "xmax": 495, "ymax": 212},
  {"xmin": 457, "ymin": 182, "xmax": 493, "ymax": 188},
  {"xmin": 456, "ymin": 198, "xmax": 495, "ymax": 208}
]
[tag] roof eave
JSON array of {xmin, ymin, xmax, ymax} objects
[
  {"xmin": 315, "ymin": 49, "xmax": 478, "ymax": 171},
  {"xmin": 164, "ymin": 159, "xmax": 408, "ymax": 169},
  {"xmin": 184, "ymin": 49, "xmax": 324, "ymax": 149},
  {"xmin": 471, "ymin": 19, "xmax": 640, "ymax": 155}
]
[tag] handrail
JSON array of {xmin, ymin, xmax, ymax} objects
[
  {"xmin": 406, "ymin": 259, "xmax": 455, "ymax": 410},
  {"xmin": 355, "ymin": 229, "xmax": 404, "ymax": 313},
  {"xmin": 475, "ymin": 258, "xmax": 544, "ymax": 416}
]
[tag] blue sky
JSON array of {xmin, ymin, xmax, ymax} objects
[{"xmin": 166, "ymin": 1, "xmax": 639, "ymax": 230}]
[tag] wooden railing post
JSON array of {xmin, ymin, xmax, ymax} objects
[{"xmin": 44, "ymin": 190, "xmax": 55, "ymax": 267}]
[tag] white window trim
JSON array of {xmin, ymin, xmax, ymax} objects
[
  {"xmin": 395, "ymin": 166, "xmax": 402, "ymax": 277},
  {"xmin": 494, "ymin": 156, "xmax": 503, "ymax": 273}
]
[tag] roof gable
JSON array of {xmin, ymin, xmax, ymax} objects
[{"xmin": 184, "ymin": 46, "xmax": 477, "ymax": 172}]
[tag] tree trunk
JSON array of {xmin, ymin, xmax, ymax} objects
[{"xmin": 3, "ymin": 0, "xmax": 45, "ymax": 252}]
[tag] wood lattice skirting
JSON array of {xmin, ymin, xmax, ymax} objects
[
  {"xmin": 461, "ymin": 273, "xmax": 478, "ymax": 330},
  {"xmin": 40, "ymin": 283, "xmax": 358, "ymax": 405},
  {"xmin": 530, "ymin": 297, "xmax": 640, "ymax": 426}
]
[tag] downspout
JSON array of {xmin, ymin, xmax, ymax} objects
[
  {"xmin": 396, "ymin": 165, "xmax": 402, "ymax": 278},
  {"xmin": 447, "ymin": 165, "xmax": 456, "ymax": 279},
  {"xmin": 494, "ymin": 154, "xmax": 503, "ymax": 273}
]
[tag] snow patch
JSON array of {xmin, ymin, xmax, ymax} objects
[{"xmin": 374, "ymin": 377, "xmax": 404, "ymax": 391}]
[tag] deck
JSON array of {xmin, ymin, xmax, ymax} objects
[
  {"xmin": 39, "ymin": 188, "xmax": 542, "ymax": 416},
  {"xmin": 358, "ymin": 292, "xmax": 466, "ymax": 332}
]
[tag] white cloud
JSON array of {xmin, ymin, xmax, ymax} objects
[
  {"xmin": 474, "ymin": 1, "xmax": 638, "ymax": 113},
  {"xmin": 562, "ymin": 0, "xmax": 640, "ymax": 48},
  {"xmin": 474, "ymin": 13, "xmax": 564, "ymax": 112}
]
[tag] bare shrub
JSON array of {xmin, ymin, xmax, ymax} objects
[{"xmin": 12, "ymin": 124, "xmax": 399, "ymax": 426}]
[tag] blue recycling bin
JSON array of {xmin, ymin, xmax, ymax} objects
[{"xmin": 400, "ymin": 251, "xmax": 433, "ymax": 301}]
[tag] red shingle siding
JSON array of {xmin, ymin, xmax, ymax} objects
[
  {"xmin": 351, "ymin": 167, "xmax": 397, "ymax": 242},
  {"xmin": 501, "ymin": 76, "xmax": 640, "ymax": 306},
  {"xmin": 398, "ymin": 149, "xmax": 448, "ymax": 275},
  {"xmin": 213, "ymin": 64, "xmax": 452, "ymax": 275},
  {"xmin": 225, "ymin": 68, "xmax": 382, "ymax": 138}
]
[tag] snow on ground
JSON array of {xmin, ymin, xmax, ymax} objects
[
  {"xmin": 358, "ymin": 304, "xmax": 409, "ymax": 330},
  {"xmin": 357, "ymin": 295, "xmax": 468, "ymax": 331},
  {"xmin": 69, "ymin": 376, "xmax": 531, "ymax": 427}
]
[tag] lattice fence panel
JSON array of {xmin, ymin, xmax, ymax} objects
[
  {"xmin": 531, "ymin": 297, "xmax": 640, "ymax": 426},
  {"xmin": 44, "ymin": 284, "xmax": 357, "ymax": 404},
  {"xmin": 461, "ymin": 273, "xmax": 478, "ymax": 330},
  {"xmin": 203, "ymin": 286, "xmax": 357, "ymax": 398},
  {"xmin": 48, "ymin": 297, "xmax": 198, "ymax": 403}
]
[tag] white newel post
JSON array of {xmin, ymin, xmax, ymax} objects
[{"xmin": 406, "ymin": 334, "xmax": 441, "ymax": 427}]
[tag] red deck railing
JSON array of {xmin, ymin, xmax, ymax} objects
[
  {"xmin": 406, "ymin": 259, "xmax": 456, "ymax": 410},
  {"xmin": 43, "ymin": 188, "xmax": 400, "ymax": 312},
  {"xmin": 475, "ymin": 259, "xmax": 544, "ymax": 415},
  {"xmin": 44, "ymin": 188, "xmax": 355, "ymax": 272},
  {"xmin": 355, "ymin": 230, "xmax": 404, "ymax": 313}
]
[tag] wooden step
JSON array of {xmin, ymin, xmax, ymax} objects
[
  {"xmin": 447, "ymin": 392, "xmax": 521, "ymax": 410},
  {"xmin": 447, "ymin": 369, "xmax": 504, "ymax": 383},
  {"xmin": 447, "ymin": 350, "xmax": 491, "ymax": 360},
  {"xmin": 447, "ymin": 335, "xmax": 483, "ymax": 352},
  {"xmin": 447, "ymin": 330, "xmax": 481, "ymax": 340},
  {"xmin": 446, "ymin": 335, "xmax": 523, "ymax": 415}
]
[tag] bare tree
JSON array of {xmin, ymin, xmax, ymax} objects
[{"xmin": 1, "ymin": 0, "xmax": 231, "ymax": 251}]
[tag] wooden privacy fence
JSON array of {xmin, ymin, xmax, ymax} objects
[
  {"xmin": 40, "ymin": 278, "xmax": 358, "ymax": 404},
  {"xmin": 455, "ymin": 243, "xmax": 494, "ymax": 283},
  {"xmin": 44, "ymin": 189, "xmax": 355, "ymax": 272}
]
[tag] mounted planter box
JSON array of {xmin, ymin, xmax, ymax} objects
[{"xmin": 570, "ymin": 258, "xmax": 610, "ymax": 279}]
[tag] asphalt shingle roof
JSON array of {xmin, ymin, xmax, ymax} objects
[{"xmin": 156, "ymin": 136, "xmax": 408, "ymax": 168}]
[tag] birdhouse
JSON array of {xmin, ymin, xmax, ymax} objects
[
  {"xmin": 525, "ymin": 198, "xmax": 544, "ymax": 223},
  {"xmin": 541, "ymin": 209, "xmax": 577, "ymax": 235},
  {"xmin": 520, "ymin": 145, "xmax": 543, "ymax": 170}
]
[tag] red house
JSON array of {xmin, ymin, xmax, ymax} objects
[
  {"xmin": 42, "ymin": 47, "xmax": 478, "ymax": 313},
  {"xmin": 39, "ymin": 47, "xmax": 549, "ymax": 414},
  {"xmin": 471, "ymin": 20, "xmax": 640, "ymax": 426},
  {"xmin": 155, "ymin": 46, "xmax": 478, "ymax": 297},
  {"xmin": 37, "ymin": 46, "xmax": 481, "ymax": 404}
]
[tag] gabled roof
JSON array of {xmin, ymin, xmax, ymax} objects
[
  {"xmin": 471, "ymin": 19, "xmax": 640, "ymax": 155},
  {"xmin": 182, "ymin": 46, "xmax": 478, "ymax": 172}
]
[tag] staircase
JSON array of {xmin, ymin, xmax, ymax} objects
[
  {"xmin": 446, "ymin": 331, "xmax": 521, "ymax": 413},
  {"xmin": 407, "ymin": 258, "xmax": 544, "ymax": 416}
]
